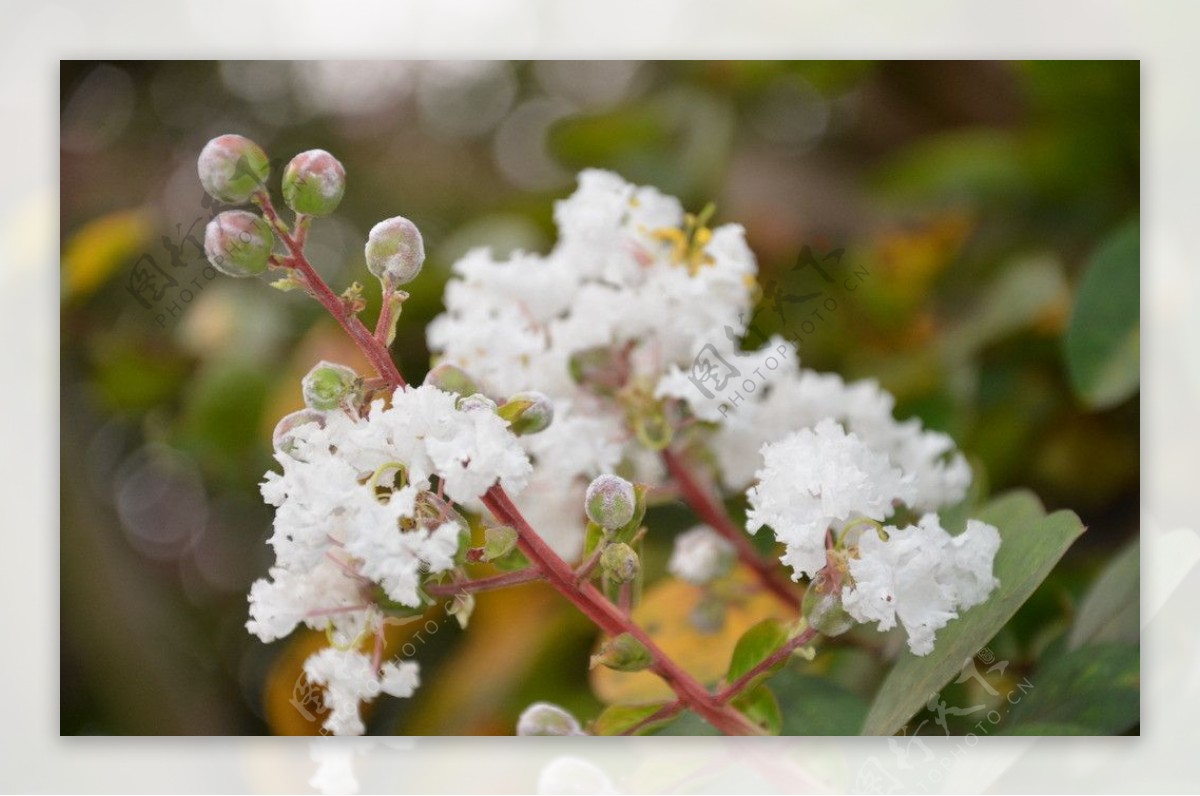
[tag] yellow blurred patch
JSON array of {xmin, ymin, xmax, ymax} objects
[
  {"xmin": 62, "ymin": 208, "xmax": 153, "ymax": 300},
  {"xmin": 401, "ymin": 581, "xmax": 568, "ymax": 735},
  {"xmin": 874, "ymin": 211, "xmax": 974, "ymax": 302},
  {"xmin": 590, "ymin": 565, "xmax": 798, "ymax": 704}
]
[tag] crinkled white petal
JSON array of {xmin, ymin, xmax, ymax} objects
[
  {"xmin": 842, "ymin": 514, "xmax": 1000, "ymax": 656},
  {"xmin": 303, "ymin": 648, "xmax": 420, "ymax": 736},
  {"xmin": 746, "ymin": 418, "xmax": 915, "ymax": 580}
]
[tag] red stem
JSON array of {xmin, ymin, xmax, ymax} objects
[
  {"xmin": 266, "ymin": 198, "xmax": 761, "ymax": 734},
  {"xmin": 617, "ymin": 626, "xmax": 820, "ymax": 735},
  {"xmin": 716, "ymin": 626, "xmax": 818, "ymax": 702},
  {"xmin": 661, "ymin": 447, "xmax": 801, "ymax": 611},
  {"xmin": 374, "ymin": 285, "xmax": 396, "ymax": 345},
  {"xmin": 483, "ymin": 485, "xmax": 762, "ymax": 736},
  {"xmin": 256, "ymin": 191, "xmax": 406, "ymax": 388},
  {"xmin": 424, "ymin": 568, "xmax": 544, "ymax": 596}
]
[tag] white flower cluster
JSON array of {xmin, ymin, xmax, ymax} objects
[
  {"xmin": 746, "ymin": 418, "xmax": 999, "ymax": 655},
  {"xmin": 842, "ymin": 515, "xmax": 1000, "ymax": 656},
  {"xmin": 304, "ymin": 648, "xmax": 420, "ymax": 736},
  {"xmin": 248, "ymin": 383, "xmax": 531, "ymax": 734},
  {"xmin": 429, "ymin": 170, "xmax": 758, "ymax": 557}
]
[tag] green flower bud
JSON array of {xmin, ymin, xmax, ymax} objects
[
  {"xmin": 590, "ymin": 633, "xmax": 652, "ymax": 672},
  {"xmin": 457, "ymin": 392, "xmax": 497, "ymax": 414},
  {"xmin": 301, "ymin": 361, "xmax": 361, "ymax": 411},
  {"xmin": 600, "ymin": 542, "xmax": 640, "ymax": 583},
  {"xmin": 497, "ymin": 391, "xmax": 555, "ymax": 436},
  {"xmin": 482, "ymin": 525, "xmax": 519, "ymax": 562},
  {"xmin": 271, "ymin": 408, "xmax": 326, "ymax": 457},
  {"xmin": 585, "ymin": 474, "xmax": 636, "ymax": 530},
  {"xmin": 197, "ymin": 134, "xmax": 270, "ymax": 204},
  {"xmin": 516, "ymin": 702, "xmax": 584, "ymax": 736},
  {"xmin": 281, "ymin": 149, "xmax": 346, "ymax": 217},
  {"xmin": 365, "ymin": 216, "xmax": 425, "ymax": 287},
  {"xmin": 802, "ymin": 570, "xmax": 855, "ymax": 637},
  {"xmin": 204, "ymin": 210, "xmax": 275, "ymax": 277},
  {"xmin": 424, "ymin": 362, "xmax": 480, "ymax": 397}
]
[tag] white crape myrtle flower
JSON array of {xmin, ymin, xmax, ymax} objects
[
  {"xmin": 746, "ymin": 418, "xmax": 916, "ymax": 581},
  {"xmin": 668, "ymin": 525, "xmax": 736, "ymax": 585},
  {"xmin": 841, "ymin": 514, "xmax": 1001, "ymax": 655},
  {"xmin": 303, "ymin": 647, "xmax": 420, "ymax": 736},
  {"xmin": 708, "ymin": 365, "xmax": 972, "ymax": 513},
  {"xmin": 428, "ymin": 170, "xmax": 760, "ymax": 559},
  {"xmin": 248, "ymin": 383, "xmax": 532, "ymax": 646}
]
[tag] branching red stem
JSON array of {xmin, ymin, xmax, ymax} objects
[{"xmin": 271, "ymin": 194, "xmax": 771, "ymax": 734}]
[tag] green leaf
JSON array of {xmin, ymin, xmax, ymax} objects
[
  {"xmin": 613, "ymin": 483, "xmax": 651, "ymax": 544},
  {"xmin": 1067, "ymin": 537, "xmax": 1139, "ymax": 650},
  {"xmin": 1004, "ymin": 722, "xmax": 1094, "ymax": 735},
  {"xmin": 943, "ymin": 254, "xmax": 1070, "ymax": 360},
  {"xmin": 1064, "ymin": 218, "xmax": 1140, "ymax": 408},
  {"xmin": 592, "ymin": 702, "xmax": 673, "ymax": 736},
  {"xmin": 726, "ymin": 618, "xmax": 790, "ymax": 690},
  {"xmin": 733, "ymin": 685, "xmax": 782, "ymax": 735},
  {"xmin": 651, "ymin": 710, "xmax": 720, "ymax": 736},
  {"xmin": 771, "ymin": 669, "xmax": 870, "ymax": 735},
  {"xmin": 1003, "ymin": 644, "xmax": 1139, "ymax": 735},
  {"xmin": 583, "ymin": 520, "xmax": 606, "ymax": 558},
  {"xmin": 488, "ymin": 547, "xmax": 530, "ymax": 573},
  {"xmin": 861, "ymin": 490, "xmax": 1087, "ymax": 735}
]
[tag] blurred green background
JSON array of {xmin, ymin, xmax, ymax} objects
[{"xmin": 59, "ymin": 60, "xmax": 1139, "ymax": 735}]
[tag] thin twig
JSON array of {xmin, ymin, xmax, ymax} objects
[
  {"xmin": 424, "ymin": 568, "xmax": 545, "ymax": 596},
  {"xmin": 716, "ymin": 626, "xmax": 819, "ymax": 703}
]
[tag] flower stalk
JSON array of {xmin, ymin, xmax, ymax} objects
[{"xmin": 264, "ymin": 193, "xmax": 765, "ymax": 735}]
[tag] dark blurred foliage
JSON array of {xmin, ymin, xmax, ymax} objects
[{"xmin": 60, "ymin": 60, "xmax": 1138, "ymax": 735}]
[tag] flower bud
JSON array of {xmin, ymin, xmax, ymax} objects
[
  {"xmin": 282, "ymin": 149, "xmax": 346, "ymax": 217},
  {"xmin": 424, "ymin": 362, "xmax": 480, "ymax": 397},
  {"xmin": 271, "ymin": 408, "xmax": 326, "ymax": 457},
  {"xmin": 197, "ymin": 134, "xmax": 270, "ymax": 204},
  {"xmin": 365, "ymin": 216, "xmax": 425, "ymax": 287},
  {"xmin": 590, "ymin": 632, "xmax": 652, "ymax": 672},
  {"xmin": 600, "ymin": 542, "xmax": 640, "ymax": 583},
  {"xmin": 497, "ymin": 391, "xmax": 555, "ymax": 436},
  {"xmin": 668, "ymin": 525, "xmax": 736, "ymax": 586},
  {"xmin": 802, "ymin": 570, "xmax": 855, "ymax": 637},
  {"xmin": 585, "ymin": 474, "xmax": 636, "ymax": 530},
  {"xmin": 302, "ymin": 361, "xmax": 361, "ymax": 411},
  {"xmin": 204, "ymin": 210, "xmax": 276, "ymax": 277},
  {"xmin": 457, "ymin": 393, "xmax": 497, "ymax": 414},
  {"xmin": 516, "ymin": 702, "xmax": 584, "ymax": 736}
]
